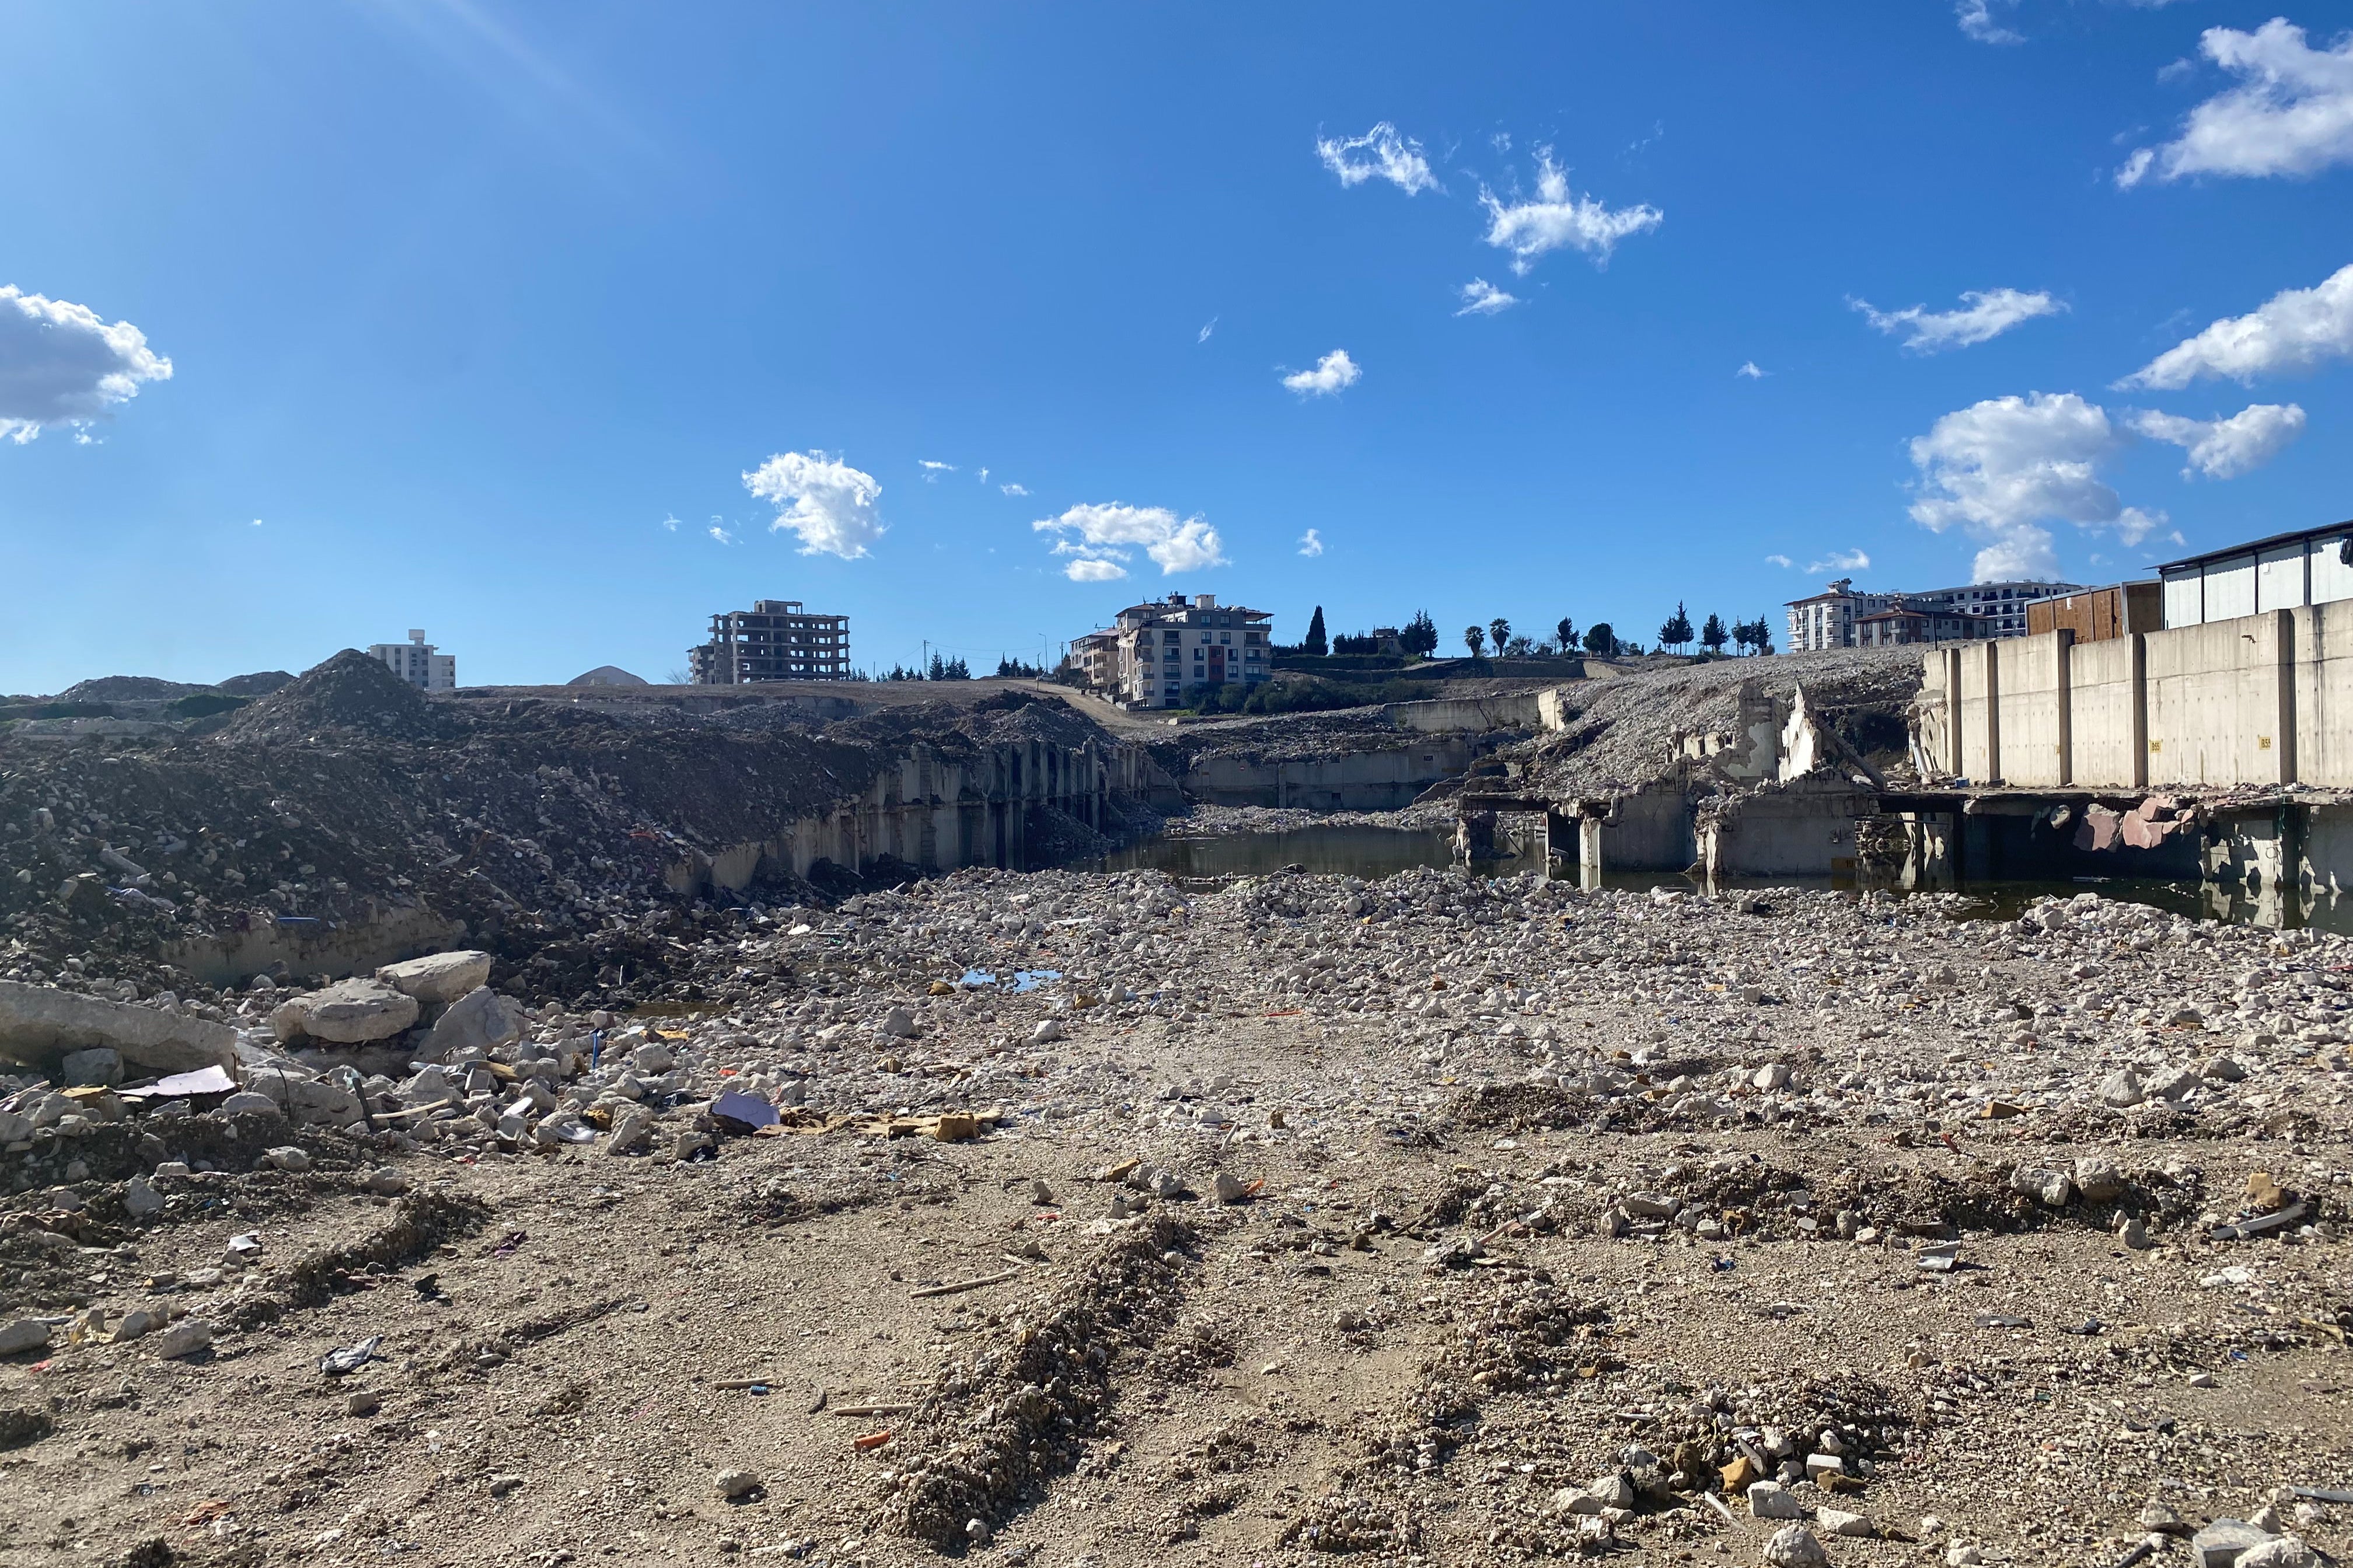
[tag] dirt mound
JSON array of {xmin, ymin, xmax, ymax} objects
[
  {"xmin": 218, "ymin": 669, "xmax": 295, "ymax": 697},
  {"xmin": 878, "ymin": 1212, "xmax": 1195, "ymax": 1548},
  {"xmin": 1523, "ymin": 647, "xmax": 1922, "ymax": 797},
  {"xmin": 215, "ymin": 649, "xmax": 447, "ymax": 744},
  {"xmin": 54, "ymin": 676, "xmax": 218, "ymax": 703}
]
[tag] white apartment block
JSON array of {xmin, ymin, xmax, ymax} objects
[
  {"xmin": 1077, "ymin": 593, "xmax": 1272, "ymax": 709},
  {"xmin": 1784, "ymin": 576, "xmax": 2084, "ymax": 651},
  {"xmin": 368, "ymin": 629, "xmax": 456, "ymax": 691}
]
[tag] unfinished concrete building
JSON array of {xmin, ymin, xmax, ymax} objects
[{"xmin": 689, "ymin": 600, "xmax": 851, "ymax": 684}]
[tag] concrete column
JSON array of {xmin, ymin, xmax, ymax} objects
[
  {"xmin": 1543, "ymin": 810, "xmax": 1572, "ymax": 868},
  {"xmin": 2128, "ymin": 633, "xmax": 2149, "ymax": 789},
  {"xmin": 1980, "ymin": 640, "xmax": 2003, "ymax": 784},
  {"xmin": 2053, "ymin": 629, "xmax": 2074, "ymax": 787},
  {"xmin": 1577, "ymin": 816, "xmax": 1604, "ymax": 892},
  {"xmin": 2272, "ymin": 607, "xmax": 2298, "ymax": 785},
  {"xmin": 1944, "ymin": 647, "xmax": 1964, "ymax": 778}
]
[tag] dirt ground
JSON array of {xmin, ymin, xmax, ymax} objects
[{"xmin": 6, "ymin": 873, "xmax": 2349, "ymax": 1568}]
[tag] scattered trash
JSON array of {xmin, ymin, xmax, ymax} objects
[
  {"xmin": 712, "ymin": 1088, "xmax": 781, "ymax": 1130},
  {"xmin": 118, "ymin": 1064, "xmax": 236, "ymax": 1099},
  {"xmin": 909, "ymin": 1269, "xmax": 1021, "ymax": 1300},
  {"xmin": 320, "ymin": 1335, "xmax": 381, "ymax": 1378}
]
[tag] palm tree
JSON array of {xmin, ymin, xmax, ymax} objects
[
  {"xmin": 1463, "ymin": 625, "xmax": 1485, "ymax": 659},
  {"xmin": 1488, "ymin": 617, "xmax": 1511, "ymax": 656}
]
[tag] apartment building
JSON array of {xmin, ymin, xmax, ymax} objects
[
  {"xmin": 688, "ymin": 599, "xmax": 851, "ymax": 683},
  {"xmin": 1785, "ymin": 575, "xmax": 2084, "ymax": 650},
  {"xmin": 1078, "ymin": 593, "xmax": 1273, "ymax": 709},
  {"xmin": 367, "ymin": 630, "xmax": 456, "ymax": 691}
]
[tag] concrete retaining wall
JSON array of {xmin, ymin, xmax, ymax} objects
[
  {"xmin": 2068, "ymin": 635, "xmax": 2140, "ymax": 788},
  {"xmin": 1383, "ymin": 693, "xmax": 1545, "ymax": 733},
  {"xmin": 665, "ymin": 735, "xmax": 1165, "ymax": 896},
  {"xmin": 1182, "ymin": 739, "xmax": 1479, "ymax": 811},
  {"xmin": 164, "ymin": 906, "xmax": 467, "ymax": 987},
  {"xmin": 1919, "ymin": 603, "xmax": 2349, "ymax": 789}
]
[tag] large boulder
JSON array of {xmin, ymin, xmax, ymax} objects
[
  {"xmin": 246, "ymin": 1071, "xmax": 364, "ymax": 1126},
  {"xmin": 0, "ymin": 980, "xmax": 238, "ymax": 1077},
  {"xmin": 427, "ymin": 986, "xmax": 525, "ymax": 1060},
  {"xmin": 374, "ymin": 951, "xmax": 494, "ymax": 1005},
  {"xmin": 269, "ymin": 979, "xmax": 419, "ymax": 1044}
]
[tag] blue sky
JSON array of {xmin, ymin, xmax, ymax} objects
[{"xmin": 4, "ymin": 1, "xmax": 2350, "ymax": 689}]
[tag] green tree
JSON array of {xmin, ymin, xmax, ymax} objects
[
  {"xmin": 1401, "ymin": 610, "xmax": 1439, "ymax": 657},
  {"xmin": 1463, "ymin": 624, "xmax": 1485, "ymax": 659},
  {"xmin": 1555, "ymin": 616, "xmax": 1576, "ymax": 651},
  {"xmin": 1659, "ymin": 600, "xmax": 1694, "ymax": 652},
  {"xmin": 1582, "ymin": 621, "xmax": 1616, "ymax": 656},
  {"xmin": 1488, "ymin": 617, "xmax": 1511, "ymax": 656},
  {"xmin": 1700, "ymin": 613, "xmax": 1729, "ymax": 654},
  {"xmin": 1303, "ymin": 605, "xmax": 1328, "ymax": 657}
]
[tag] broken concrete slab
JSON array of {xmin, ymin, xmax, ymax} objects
[
  {"xmin": 426, "ymin": 985, "xmax": 525, "ymax": 1060},
  {"xmin": 268, "ymin": 977, "xmax": 419, "ymax": 1043},
  {"xmin": 0, "ymin": 979, "xmax": 238, "ymax": 1076},
  {"xmin": 373, "ymin": 949, "xmax": 494, "ymax": 1004}
]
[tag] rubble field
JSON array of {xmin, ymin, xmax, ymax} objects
[{"xmin": 4, "ymin": 856, "xmax": 2349, "ymax": 1568}]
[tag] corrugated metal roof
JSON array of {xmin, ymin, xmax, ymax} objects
[{"xmin": 2156, "ymin": 518, "xmax": 2353, "ymax": 574}]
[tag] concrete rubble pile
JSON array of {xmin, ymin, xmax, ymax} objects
[{"xmin": 2, "ymin": 847, "xmax": 2348, "ymax": 1563}]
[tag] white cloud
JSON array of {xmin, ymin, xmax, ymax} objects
[
  {"xmin": 1198, "ymin": 317, "xmax": 1217, "ymax": 344},
  {"xmin": 660, "ymin": 514, "xmax": 680, "ymax": 531},
  {"xmin": 1806, "ymin": 549, "xmax": 1872, "ymax": 573},
  {"xmin": 742, "ymin": 449, "xmax": 887, "ymax": 560},
  {"xmin": 1736, "ymin": 361, "xmax": 1767, "ymax": 379},
  {"xmin": 1956, "ymin": 0, "xmax": 2023, "ymax": 45},
  {"xmin": 1315, "ymin": 122, "xmax": 1440, "ymax": 195},
  {"xmin": 977, "ymin": 466, "xmax": 989, "ymax": 484},
  {"xmin": 2130, "ymin": 401, "xmax": 2307, "ymax": 477},
  {"xmin": 1034, "ymin": 501, "xmax": 1228, "ymax": 581},
  {"xmin": 1455, "ymin": 278, "xmax": 1519, "ymax": 316},
  {"xmin": 1000, "ymin": 481, "xmax": 1030, "ymax": 497},
  {"xmin": 0, "ymin": 284, "xmax": 173, "ymax": 443},
  {"xmin": 2117, "ymin": 261, "xmax": 2353, "ymax": 389},
  {"xmin": 708, "ymin": 524, "xmax": 735, "ymax": 545},
  {"xmin": 1298, "ymin": 529, "xmax": 1324, "ymax": 557},
  {"xmin": 2118, "ymin": 19, "xmax": 2353, "ymax": 186},
  {"xmin": 1851, "ymin": 288, "xmax": 2066, "ymax": 352},
  {"xmin": 1478, "ymin": 151, "xmax": 1661, "ymax": 273},
  {"xmin": 1281, "ymin": 348, "xmax": 1362, "ymax": 397},
  {"xmin": 918, "ymin": 459, "xmax": 955, "ymax": 481},
  {"xmin": 1907, "ymin": 391, "xmax": 2163, "ymax": 582},
  {"xmin": 1764, "ymin": 554, "xmax": 1794, "ymax": 568}
]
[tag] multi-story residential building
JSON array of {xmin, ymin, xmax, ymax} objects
[
  {"xmin": 1069, "ymin": 628, "xmax": 1120, "ymax": 692},
  {"xmin": 687, "ymin": 599, "xmax": 850, "ymax": 683},
  {"xmin": 367, "ymin": 630, "xmax": 456, "ymax": 690},
  {"xmin": 1851, "ymin": 600, "xmax": 1987, "ymax": 646},
  {"xmin": 1785, "ymin": 575, "xmax": 2085, "ymax": 650},
  {"xmin": 1076, "ymin": 593, "xmax": 1273, "ymax": 708}
]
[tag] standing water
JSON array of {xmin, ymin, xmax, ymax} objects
[{"xmin": 1084, "ymin": 824, "xmax": 2353, "ymax": 934}]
